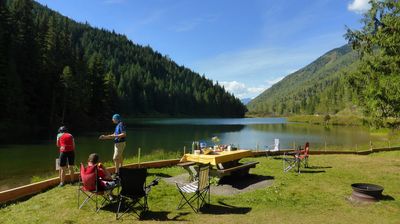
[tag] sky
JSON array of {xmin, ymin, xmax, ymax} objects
[{"xmin": 36, "ymin": 0, "xmax": 370, "ymax": 100}]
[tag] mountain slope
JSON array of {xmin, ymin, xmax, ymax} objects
[{"xmin": 247, "ymin": 44, "xmax": 359, "ymax": 115}]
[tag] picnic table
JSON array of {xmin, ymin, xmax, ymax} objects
[{"xmin": 178, "ymin": 150, "xmax": 259, "ymax": 179}]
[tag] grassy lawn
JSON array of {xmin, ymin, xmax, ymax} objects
[{"xmin": 1, "ymin": 151, "xmax": 399, "ymax": 224}]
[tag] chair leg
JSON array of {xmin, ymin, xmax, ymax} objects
[
  {"xmin": 77, "ymin": 189, "xmax": 80, "ymax": 209},
  {"xmin": 116, "ymin": 196, "xmax": 122, "ymax": 220},
  {"xmin": 177, "ymin": 190, "xmax": 199, "ymax": 213},
  {"xmin": 283, "ymin": 158, "xmax": 296, "ymax": 172},
  {"xmin": 297, "ymin": 158, "xmax": 301, "ymax": 173},
  {"xmin": 305, "ymin": 157, "xmax": 309, "ymax": 168}
]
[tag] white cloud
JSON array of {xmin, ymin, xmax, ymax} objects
[
  {"xmin": 265, "ymin": 76, "xmax": 284, "ymax": 86},
  {"xmin": 220, "ymin": 81, "xmax": 247, "ymax": 98},
  {"xmin": 220, "ymin": 77, "xmax": 285, "ymax": 99},
  {"xmin": 220, "ymin": 81, "xmax": 263, "ymax": 99},
  {"xmin": 348, "ymin": 0, "xmax": 370, "ymax": 13}
]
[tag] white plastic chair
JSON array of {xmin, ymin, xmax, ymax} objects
[{"xmin": 267, "ymin": 139, "xmax": 280, "ymax": 151}]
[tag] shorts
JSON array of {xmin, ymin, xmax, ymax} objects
[
  {"xmin": 113, "ymin": 142, "xmax": 126, "ymax": 161},
  {"xmin": 101, "ymin": 179, "xmax": 120, "ymax": 190},
  {"xmin": 59, "ymin": 151, "xmax": 75, "ymax": 167}
]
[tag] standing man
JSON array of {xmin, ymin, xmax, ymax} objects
[
  {"xmin": 56, "ymin": 126, "xmax": 75, "ymax": 187},
  {"xmin": 99, "ymin": 114, "xmax": 126, "ymax": 174}
]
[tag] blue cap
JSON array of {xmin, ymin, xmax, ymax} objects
[{"xmin": 112, "ymin": 114, "xmax": 121, "ymax": 121}]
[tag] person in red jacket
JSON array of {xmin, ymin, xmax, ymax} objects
[
  {"xmin": 87, "ymin": 153, "xmax": 118, "ymax": 190},
  {"xmin": 57, "ymin": 126, "xmax": 75, "ymax": 187},
  {"xmin": 87, "ymin": 153, "xmax": 119, "ymax": 200}
]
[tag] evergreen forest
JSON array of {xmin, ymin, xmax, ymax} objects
[{"xmin": 0, "ymin": 0, "xmax": 246, "ymax": 141}]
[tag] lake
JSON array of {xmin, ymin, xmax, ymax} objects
[{"xmin": 0, "ymin": 118, "xmax": 384, "ymax": 190}]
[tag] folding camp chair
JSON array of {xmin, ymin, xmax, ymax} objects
[
  {"xmin": 176, "ymin": 166, "xmax": 210, "ymax": 213},
  {"xmin": 116, "ymin": 167, "xmax": 159, "ymax": 220},
  {"xmin": 283, "ymin": 151, "xmax": 301, "ymax": 173},
  {"xmin": 283, "ymin": 143, "xmax": 310, "ymax": 173},
  {"xmin": 77, "ymin": 163, "xmax": 118, "ymax": 212}
]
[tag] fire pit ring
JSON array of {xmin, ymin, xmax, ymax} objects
[{"xmin": 351, "ymin": 183, "xmax": 384, "ymax": 202}]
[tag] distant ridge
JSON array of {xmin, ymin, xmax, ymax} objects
[
  {"xmin": 247, "ymin": 44, "xmax": 359, "ymax": 115},
  {"xmin": 241, "ymin": 98, "xmax": 252, "ymax": 105}
]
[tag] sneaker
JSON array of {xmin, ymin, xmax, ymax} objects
[{"xmin": 58, "ymin": 182, "xmax": 65, "ymax": 187}]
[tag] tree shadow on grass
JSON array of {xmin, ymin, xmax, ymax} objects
[
  {"xmin": 101, "ymin": 202, "xmax": 190, "ymax": 221},
  {"xmin": 306, "ymin": 165, "xmax": 332, "ymax": 169},
  {"xmin": 300, "ymin": 170, "xmax": 326, "ymax": 174},
  {"xmin": 199, "ymin": 201, "xmax": 251, "ymax": 215},
  {"xmin": 218, "ymin": 174, "xmax": 274, "ymax": 190},
  {"xmin": 140, "ymin": 211, "xmax": 190, "ymax": 222},
  {"xmin": 299, "ymin": 165, "xmax": 332, "ymax": 173}
]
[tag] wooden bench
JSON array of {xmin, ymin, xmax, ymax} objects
[{"xmin": 216, "ymin": 161, "xmax": 259, "ymax": 177}]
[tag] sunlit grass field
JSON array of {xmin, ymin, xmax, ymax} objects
[{"xmin": 2, "ymin": 151, "xmax": 399, "ymax": 224}]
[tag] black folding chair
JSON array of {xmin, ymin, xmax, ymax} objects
[
  {"xmin": 77, "ymin": 163, "xmax": 118, "ymax": 212},
  {"xmin": 176, "ymin": 166, "xmax": 210, "ymax": 213},
  {"xmin": 116, "ymin": 167, "xmax": 159, "ymax": 220}
]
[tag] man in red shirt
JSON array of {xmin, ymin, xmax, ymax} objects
[{"xmin": 57, "ymin": 126, "xmax": 75, "ymax": 187}]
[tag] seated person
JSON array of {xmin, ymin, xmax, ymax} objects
[{"xmin": 87, "ymin": 153, "xmax": 119, "ymax": 191}]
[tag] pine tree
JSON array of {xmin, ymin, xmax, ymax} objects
[{"xmin": 345, "ymin": 0, "xmax": 400, "ymax": 127}]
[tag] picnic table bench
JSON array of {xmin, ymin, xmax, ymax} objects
[{"xmin": 216, "ymin": 161, "xmax": 259, "ymax": 177}]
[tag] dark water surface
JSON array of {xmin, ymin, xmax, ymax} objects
[{"xmin": 0, "ymin": 118, "xmax": 382, "ymax": 190}]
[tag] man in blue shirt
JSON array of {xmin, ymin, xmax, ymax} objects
[{"xmin": 99, "ymin": 114, "xmax": 126, "ymax": 174}]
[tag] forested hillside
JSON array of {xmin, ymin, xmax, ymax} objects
[
  {"xmin": 247, "ymin": 44, "xmax": 359, "ymax": 116},
  {"xmin": 0, "ymin": 0, "xmax": 246, "ymax": 140}
]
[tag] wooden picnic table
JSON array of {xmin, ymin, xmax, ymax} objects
[
  {"xmin": 180, "ymin": 149, "xmax": 253, "ymax": 166},
  {"xmin": 179, "ymin": 150, "xmax": 258, "ymax": 178}
]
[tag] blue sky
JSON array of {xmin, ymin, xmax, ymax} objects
[{"xmin": 36, "ymin": 0, "xmax": 370, "ymax": 99}]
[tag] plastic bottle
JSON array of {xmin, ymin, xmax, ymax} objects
[{"xmin": 191, "ymin": 141, "xmax": 196, "ymax": 154}]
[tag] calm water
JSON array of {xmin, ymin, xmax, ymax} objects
[{"xmin": 0, "ymin": 118, "xmax": 383, "ymax": 190}]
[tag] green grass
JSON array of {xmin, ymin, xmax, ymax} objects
[{"xmin": 1, "ymin": 151, "xmax": 400, "ymax": 223}]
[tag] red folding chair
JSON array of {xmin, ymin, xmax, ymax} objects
[
  {"xmin": 77, "ymin": 163, "xmax": 117, "ymax": 212},
  {"xmin": 283, "ymin": 142, "xmax": 310, "ymax": 173}
]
